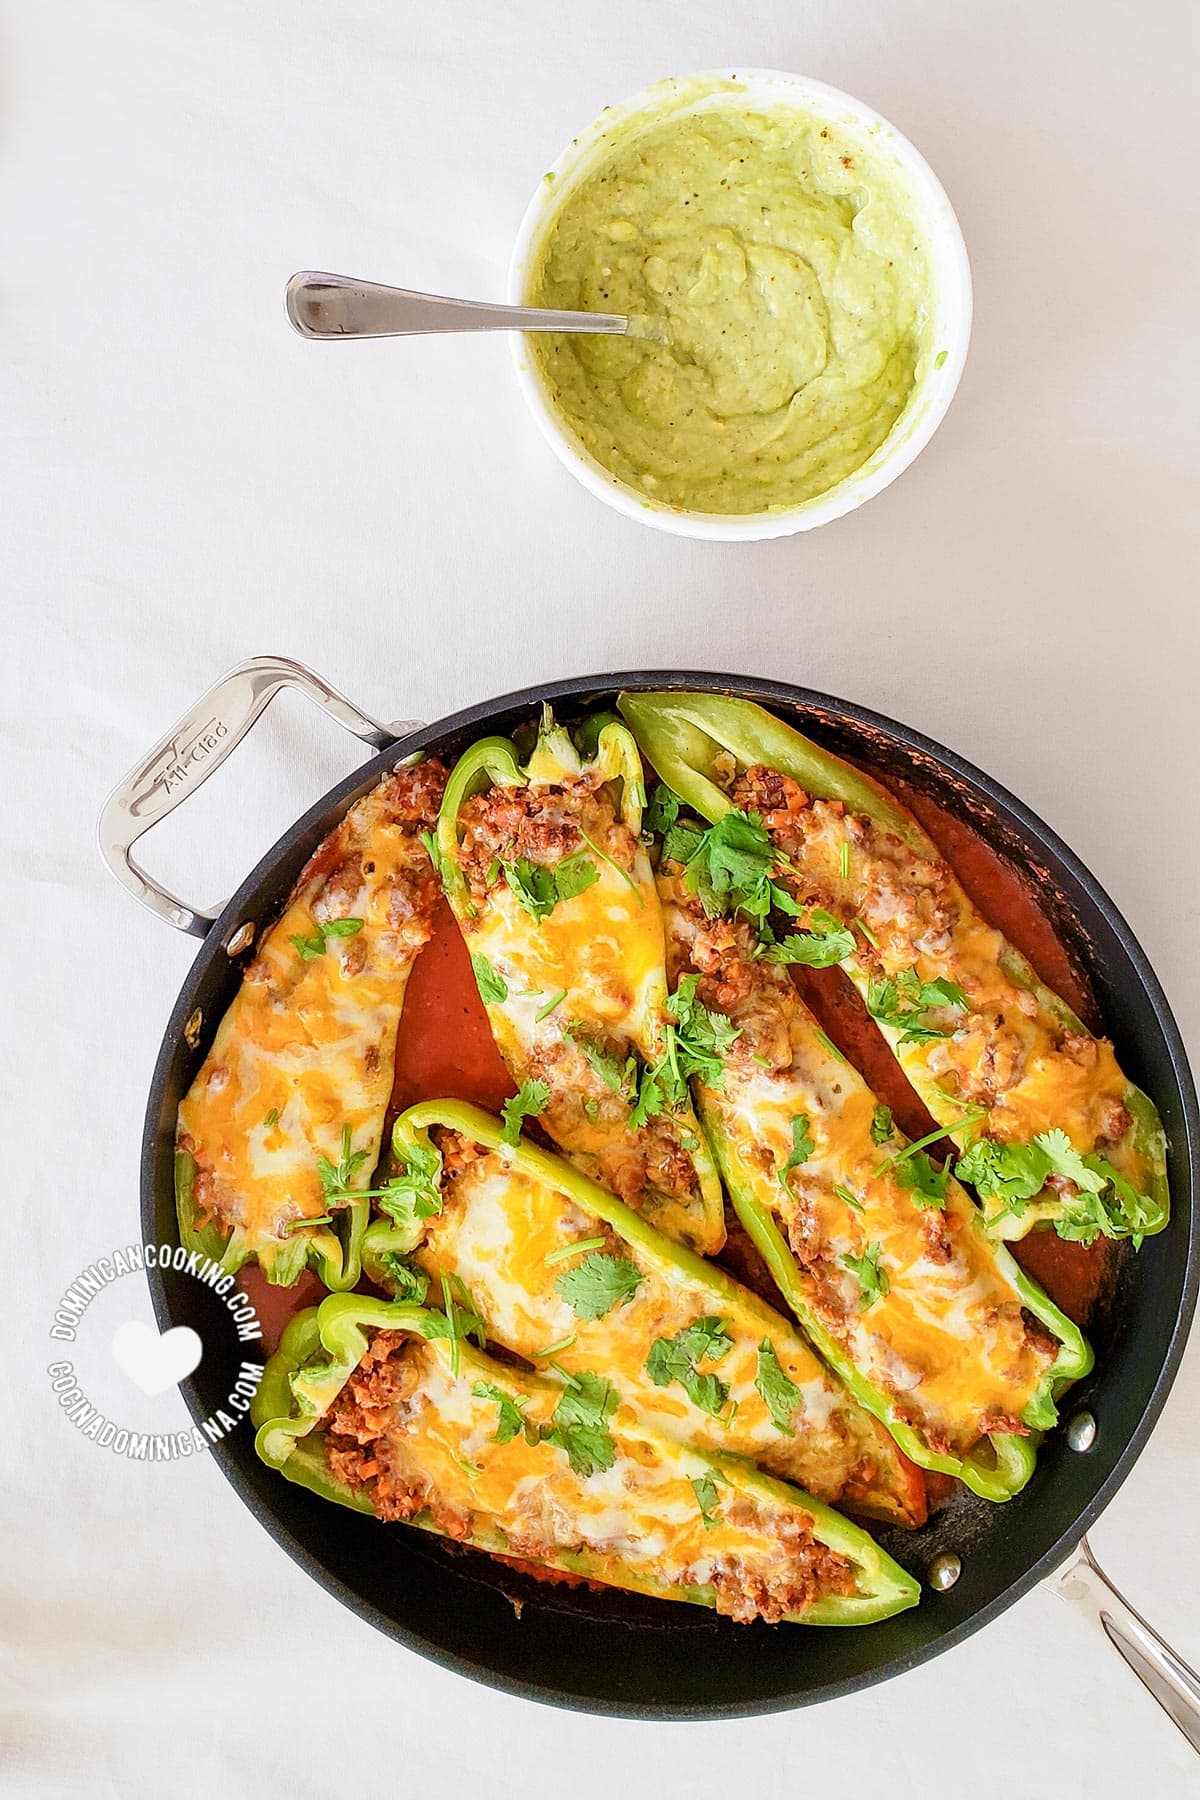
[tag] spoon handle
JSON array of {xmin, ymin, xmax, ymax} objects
[{"xmin": 286, "ymin": 272, "xmax": 629, "ymax": 339}]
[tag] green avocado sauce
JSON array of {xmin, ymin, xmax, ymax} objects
[{"xmin": 528, "ymin": 100, "xmax": 934, "ymax": 515}]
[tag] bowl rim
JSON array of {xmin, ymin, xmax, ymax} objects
[{"xmin": 507, "ymin": 68, "xmax": 974, "ymax": 540}]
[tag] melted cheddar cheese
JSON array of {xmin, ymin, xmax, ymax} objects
[
  {"xmin": 413, "ymin": 1141, "xmax": 924, "ymax": 1525},
  {"xmin": 661, "ymin": 877, "xmax": 1070, "ymax": 1466},
  {"xmin": 177, "ymin": 764, "xmax": 444, "ymax": 1281},
  {"xmin": 323, "ymin": 1332, "xmax": 869, "ymax": 1623},
  {"xmin": 736, "ymin": 771, "xmax": 1154, "ymax": 1231},
  {"xmin": 446, "ymin": 756, "xmax": 725, "ymax": 1252}
]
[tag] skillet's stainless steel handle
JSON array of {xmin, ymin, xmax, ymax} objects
[
  {"xmin": 285, "ymin": 271, "xmax": 629, "ymax": 340},
  {"xmin": 1053, "ymin": 1537, "xmax": 1200, "ymax": 1753},
  {"xmin": 98, "ymin": 655, "xmax": 423, "ymax": 937}
]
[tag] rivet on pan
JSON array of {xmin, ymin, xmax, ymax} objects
[
  {"xmin": 928, "ymin": 1553, "xmax": 961, "ymax": 1592},
  {"xmin": 1067, "ymin": 1410, "xmax": 1097, "ymax": 1452},
  {"xmin": 183, "ymin": 1008, "xmax": 203, "ymax": 1050},
  {"xmin": 225, "ymin": 921, "xmax": 255, "ymax": 957}
]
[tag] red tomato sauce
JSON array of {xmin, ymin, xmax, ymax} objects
[
  {"xmin": 390, "ymin": 901, "xmax": 515, "ymax": 1115},
  {"xmin": 238, "ymin": 1265, "xmax": 327, "ymax": 1357}
]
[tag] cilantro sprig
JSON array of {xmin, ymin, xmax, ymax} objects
[
  {"xmin": 954, "ymin": 1129, "xmax": 1163, "ymax": 1244},
  {"xmin": 780, "ymin": 1114, "xmax": 815, "ymax": 1190},
  {"xmin": 503, "ymin": 853, "xmax": 598, "ymax": 922},
  {"xmin": 289, "ymin": 917, "xmax": 364, "ymax": 960},
  {"xmin": 866, "ymin": 967, "xmax": 971, "ymax": 1045},
  {"xmin": 754, "ymin": 1340, "xmax": 802, "ymax": 1434},
  {"xmin": 500, "ymin": 1079, "xmax": 551, "ymax": 1146},
  {"xmin": 472, "ymin": 1381, "xmax": 537, "ymax": 1446},
  {"xmin": 645, "ymin": 1315, "xmax": 733, "ymax": 1418},
  {"xmin": 662, "ymin": 808, "xmax": 800, "ymax": 940},
  {"xmin": 630, "ymin": 976, "xmax": 739, "ymax": 1127},
  {"xmin": 555, "ymin": 1251, "xmax": 643, "ymax": 1320}
]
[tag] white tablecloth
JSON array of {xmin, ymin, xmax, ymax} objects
[{"xmin": 6, "ymin": 2, "xmax": 1199, "ymax": 1794}]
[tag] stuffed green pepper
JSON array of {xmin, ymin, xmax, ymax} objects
[
  {"xmin": 254, "ymin": 1295, "xmax": 920, "ymax": 1626},
  {"xmin": 362, "ymin": 1099, "xmax": 927, "ymax": 1527},
  {"xmin": 619, "ymin": 691, "xmax": 1168, "ymax": 1248},
  {"xmin": 433, "ymin": 709, "xmax": 725, "ymax": 1253},
  {"xmin": 175, "ymin": 760, "xmax": 447, "ymax": 1286},
  {"xmin": 656, "ymin": 863, "xmax": 1091, "ymax": 1501}
]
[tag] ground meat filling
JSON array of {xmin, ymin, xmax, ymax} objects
[
  {"xmin": 325, "ymin": 1333, "xmax": 471, "ymax": 1536},
  {"xmin": 729, "ymin": 764, "xmax": 1132, "ymax": 1160},
  {"xmin": 319, "ymin": 1330, "xmax": 859, "ymax": 1622},
  {"xmin": 698, "ymin": 1504, "xmax": 856, "ymax": 1624},
  {"xmin": 456, "ymin": 772, "xmax": 638, "ymax": 902},
  {"xmin": 664, "ymin": 867, "xmax": 1057, "ymax": 1451},
  {"xmin": 454, "ymin": 773, "xmax": 701, "ymax": 1212}
]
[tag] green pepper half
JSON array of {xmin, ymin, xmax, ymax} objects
[
  {"xmin": 254, "ymin": 1294, "xmax": 920, "ymax": 1626},
  {"xmin": 434, "ymin": 709, "xmax": 726, "ymax": 1252},
  {"xmin": 618, "ymin": 690, "xmax": 1169, "ymax": 1247},
  {"xmin": 362, "ymin": 1098, "xmax": 928, "ymax": 1527}
]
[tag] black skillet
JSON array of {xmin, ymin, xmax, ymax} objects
[{"xmin": 99, "ymin": 657, "xmax": 1200, "ymax": 1732}]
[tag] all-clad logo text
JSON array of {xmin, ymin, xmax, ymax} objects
[{"xmin": 136, "ymin": 717, "xmax": 229, "ymax": 812}]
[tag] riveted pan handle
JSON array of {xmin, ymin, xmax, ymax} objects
[
  {"xmin": 98, "ymin": 655, "xmax": 424, "ymax": 937},
  {"xmin": 1053, "ymin": 1537, "xmax": 1200, "ymax": 1753}
]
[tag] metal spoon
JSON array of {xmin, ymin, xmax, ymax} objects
[{"xmin": 285, "ymin": 271, "xmax": 654, "ymax": 340}]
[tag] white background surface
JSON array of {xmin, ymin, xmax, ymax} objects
[{"xmin": 4, "ymin": 2, "xmax": 1199, "ymax": 1794}]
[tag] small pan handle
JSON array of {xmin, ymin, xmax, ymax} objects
[
  {"xmin": 1053, "ymin": 1537, "xmax": 1200, "ymax": 1753},
  {"xmin": 98, "ymin": 655, "xmax": 423, "ymax": 937}
]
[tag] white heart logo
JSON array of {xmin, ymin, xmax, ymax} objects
[{"xmin": 111, "ymin": 1321, "xmax": 203, "ymax": 1397}]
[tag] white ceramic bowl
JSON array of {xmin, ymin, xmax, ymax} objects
[{"xmin": 509, "ymin": 70, "xmax": 972, "ymax": 540}]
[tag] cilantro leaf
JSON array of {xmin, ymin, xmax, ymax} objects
[
  {"xmin": 566, "ymin": 1024, "xmax": 637, "ymax": 1096},
  {"xmin": 870, "ymin": 1104, "xmax": 894, "ymax": 1146},
  {"xmin": 766, "ymin": 909, "xmax": 856, "ymax": 968},
  {"xmin": 644, "ymin": 783, "xmax": 682, "ymax": 837},
  {"xmin": 841, "ymin": 1243, "xmax": 890, "ymax": 1309},
  {"xmin": 645, "ymin": 1315, "xmax": 733, "ymax": 1418},
  {"xmin": 1034, "ymin": 1129, "xmax": 1107, "ymax": 1195},
  {"xmin": 503, "ymin": 853, "xmax": 598, "ymax": 922},
  {"xmin": 541, "ymin": 1370, "xmax": 618, "ymax": 1477},
  {"xmin": 754, "ymin": 1340, "xmax": 802, "ymax": 1434},
  {"xmin": 472, "ymin": 1381, "xmax": 530, "ymax": 1445},
  {"xmin": 953, "ymin": 1137, "xmax": 1051, "ymax": 1208},
  {"xmin": 894, "ymin": 1150, "xmax": 948, "ymax": 1209},
  {"xmin": 691, "ymin": 1472, "xmax": 723, "ymax": 1527},
  {"xmin": 290, "ymin": 917, "xmax": 365, "ymax": 960},
  {"xmin": 867, "ymin": 966, "xmax": 971, "ymax": 1045},
  {"xmin": 471, "ymin": 954, "xmax": 508, "ymax": 1005},
  {"xmin": 500, "ymin": 1079, "xmax": 550, "ymax": 1146},
  {"xmin": 552, "ymin": 852, "xmax": 601, "ymax": 905},
  {"xmin": 780, "ymin": 1114, "xmax": 815, "ymax": 1189},
  {"xmin": 662, "ymin": 819, "xmax": 705, "ymax": 866},
  {"xmin": 555, "ymin": 1252, "xmax": 643, "ymax": 1320}
]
